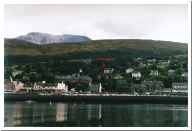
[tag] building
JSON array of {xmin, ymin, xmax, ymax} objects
[
  {"xmin": 57, "ymin": 81, "xmax": 68, "ymax": 92},
  {"xmin": 168, "ymin": 70, "xmax": 175, "ymax": 76},
  {"xmin": 181, "ymin": 72, "xmax": 188, "ymax": 77},
  {"xmin": 114, "ymin": 74, "xmax": 123, "ymax": 80},
  {"xmin": 34, "ymin": 81, "xmax": 57, "ymax": 90},
  {"xmin": 104, "ymin": 68, "xmax": 114, "ymax": 74},
  {"xmin": 126, "ymin": 68, "xmax": 134, "ymax": 74},
  {"xmin": 132, "ymin": 71, "xmax": 141, "ymax": 78},
  {"xmin": 12, "ymin": 70, "xmax": 22, "ymax": 77},
  {"xmin": 33, "ymin": 81, "xmax": 68, "ymax": 93},
  {"xmin": 150, "ymin": 70, "xmax": 159, "ymax": 76},
  {"xmin": 89, "ymin": 82, "xmax": 102, "ymax": 93},
  {"xmin": 172, "ymin": 82, "xmax": 188, "ymax": 93},
  {"xmin": 4, "ymin": 79, "xmax": 15, "ymax": 92},
  {"xmin": 55, "ymin": 74, "xmax": 92, "ymax": 83},
  {"xmin": 142, "ymin": 81, "xmax": 164, "ymax": 90}
]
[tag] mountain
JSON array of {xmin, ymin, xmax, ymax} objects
[
  {"xmin": 4, "ymin": 38, "xmax": 187, "ymax": 64},
  {"xmin": 15, "ymin": 32, "xmax": 91, "ymax": 44}
]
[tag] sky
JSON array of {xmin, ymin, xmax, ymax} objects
[{"xmin": 4, "ymin": 4, "xmax": 188, "ymax": 43}]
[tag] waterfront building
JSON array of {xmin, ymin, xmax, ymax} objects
[
  {"xmin": 172, "ymin": 82, "xmax": 188, "ymax": 93},
  {"xmin": 57, "ymin": 81, "xmax": 68, "ymax": 92},
  {"xmin": 89, "ymin": 82, "xmax": 102, "ymax": 93},
  {"xmin": 142, "ymin": 81, "xmax": 164, "ymax": 90}
]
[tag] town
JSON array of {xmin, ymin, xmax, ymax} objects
[{"xmin": 4, "ymin": 55, "xmax": 188, "ymax": 96}]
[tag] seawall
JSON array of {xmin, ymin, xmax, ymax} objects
[{"xmin": 4, "ymin": 93, "xmax": 188, "ymax": 104}]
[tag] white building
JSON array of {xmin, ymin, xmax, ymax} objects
[
  {"xmin": 12, "ymin": 70, "xmax": 22, "ymax": 77},
  {"xmin": 57, "ymin": 81, "xmax": 68, "ymax": 92},
  {"xmin": 126, "ymin": 68, "xmax": 134, "ymax": 74},
  {"xmin": 172, "ymin": 83, "xmax": 188, "ymax": 93},
  {"xmin": 181, "ymin": 72, "xmax": 188, "ymax": 77},
  {"xmin": 150, "ymin": 70, "xmax": 159, "ymax": 76},
  {"xmin": 89, "ymin": 82, "xmax": 102, "ymax": 93},
  {"xmin": 33, "ymin": 81, "xmax": 68, "ymax": 92},
  {"xmin": 104, "ymin": 68, "xmax": 114, "ymax": 74},
  {"xmin": 132, "ymin": 71, "xmax": 141, "ymax": 78}
]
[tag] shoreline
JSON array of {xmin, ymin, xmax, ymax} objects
[{"xmin": 4, "ymin": 93, "xmax": 188, "ymax": 104}]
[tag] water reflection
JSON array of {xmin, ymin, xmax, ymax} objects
[{"xmin": 4, "ymin": 102, "xmax": 187, "ymax": 127}]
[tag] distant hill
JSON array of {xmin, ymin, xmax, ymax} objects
[
  {"xmin": 16, "ymin": 32, "xmax": 91, "ymax": 44},
  {"xmin": 4, "ymin": 38, "xmax": 187, "ymax": 64}
]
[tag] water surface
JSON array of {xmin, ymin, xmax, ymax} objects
[{"xmin": 4, "ymin": 101, "xmax": 188, "ymax": 127}]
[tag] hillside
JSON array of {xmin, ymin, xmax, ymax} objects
[{"xmin": 4, "ymin": 38, "xmax": 187, "ymax": 64}]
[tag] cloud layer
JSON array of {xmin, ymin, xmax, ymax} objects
[{"xmin": 4, "ymin": 4, "xmax": 188, "ymax": 43}]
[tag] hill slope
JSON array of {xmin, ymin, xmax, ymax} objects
[
  {"xmin": 4, "ymin": 38, "xmax": 187, "ymax": 64},
  {"xmin": 16, "ymin": 32, "xmax": 91, "ymax": 44}
]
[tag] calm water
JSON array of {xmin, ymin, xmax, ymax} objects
[{"xmin": 4, "ymin": 101, "xmax": 188, "ymax": 127}]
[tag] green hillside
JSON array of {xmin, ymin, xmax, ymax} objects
[{"xmin": 4, "ymin": 38, "xmax": 187, "ymax": 64}]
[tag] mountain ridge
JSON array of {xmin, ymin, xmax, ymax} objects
[{"xmin": 15, "ymin": 32, "xmax": 91, "ymax": 44}]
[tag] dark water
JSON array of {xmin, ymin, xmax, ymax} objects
[{"xmin": 4, "ymin": 101, "xmax": 188, "ymax": 127}]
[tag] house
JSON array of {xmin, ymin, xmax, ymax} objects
[
  {"xmin": 57, "ymin": 81, "xmax": 68, "ymax": 92},
  {"xmin": 12, "ymin": 70, "xmax": 22, "ymax": 77},
  {"xmin": 89, "ymin": 82, "xmax": 102, "ymax": 93},
  {"xmin": 168, "ymin": 70, "xmax": 175, "ymax": 76},
  {"xmin": 142, "ymin": 81, "xmax": 164, "ymax": 90},
  {"xmin": 161, "ymin": 60, "xmax": 170, "ymax": 66},
  {"xmin": 104, "ymin": 68, "xmax": 114, "ymax": 74},
  {"xmin": 181, "ymin": 72, "xmax": 188, "ymax": 77},
  {"xmin": 139, "ymin": 63, "xmax": 146, "ymax": 68},
  {"xmin": 126, "ymin": 68, "xmax": 134, "ymax": 74},
  {"xmin": 172, "ymin": 82, "xmax": 188, "ymax": 93},
  {"xmin": 150, "ymin": 70, "xmax": 159, "ymax": 76},
  {"xmin": 114, "ymin": 74, "xmax": 123, "ymax": 80},
  {"xmin": 4, "ymin": 79, "xmax": 15, "ymax": 92},
  {"xmin": 132, "ymin": 71, "xmax": 141, "ymax": 78}
]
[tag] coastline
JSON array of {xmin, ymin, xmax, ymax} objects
[{"xmin": 4, "ymin": 93, "xmax": 188, "ymax": 104}]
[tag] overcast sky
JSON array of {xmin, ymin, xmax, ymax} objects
[{"xmin": 4, "ymin": 4, "xmax": 188, "ymax": 43}]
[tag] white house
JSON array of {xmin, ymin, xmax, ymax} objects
[
  {"xmin": 172, "ymin": 82, "xmax": 188, "ymax": 93},
  {"xmin": 181, "ymin": 73, "xmax": 188, "ymax": 77},
  {"xmin": 132, "ymin": 71, "xmax": 141, "ymax": 78},
  {"xmin": 12, "ymin": 70, "xmax": 22, "ymax": 77},
  {"xmin": 150, "ymin": 70, "xmax": 159, "ymax": 76},
  {"xmin": 126, "ymin": 68, "xmax": 134, "ymax": 74},
  {"xmin": 89, "ymin": 82, "xmax": 102, "ymax": 93},
  {"xmin": 104, "ymin": 68, "xmax": 114, "ymax": 74}
]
